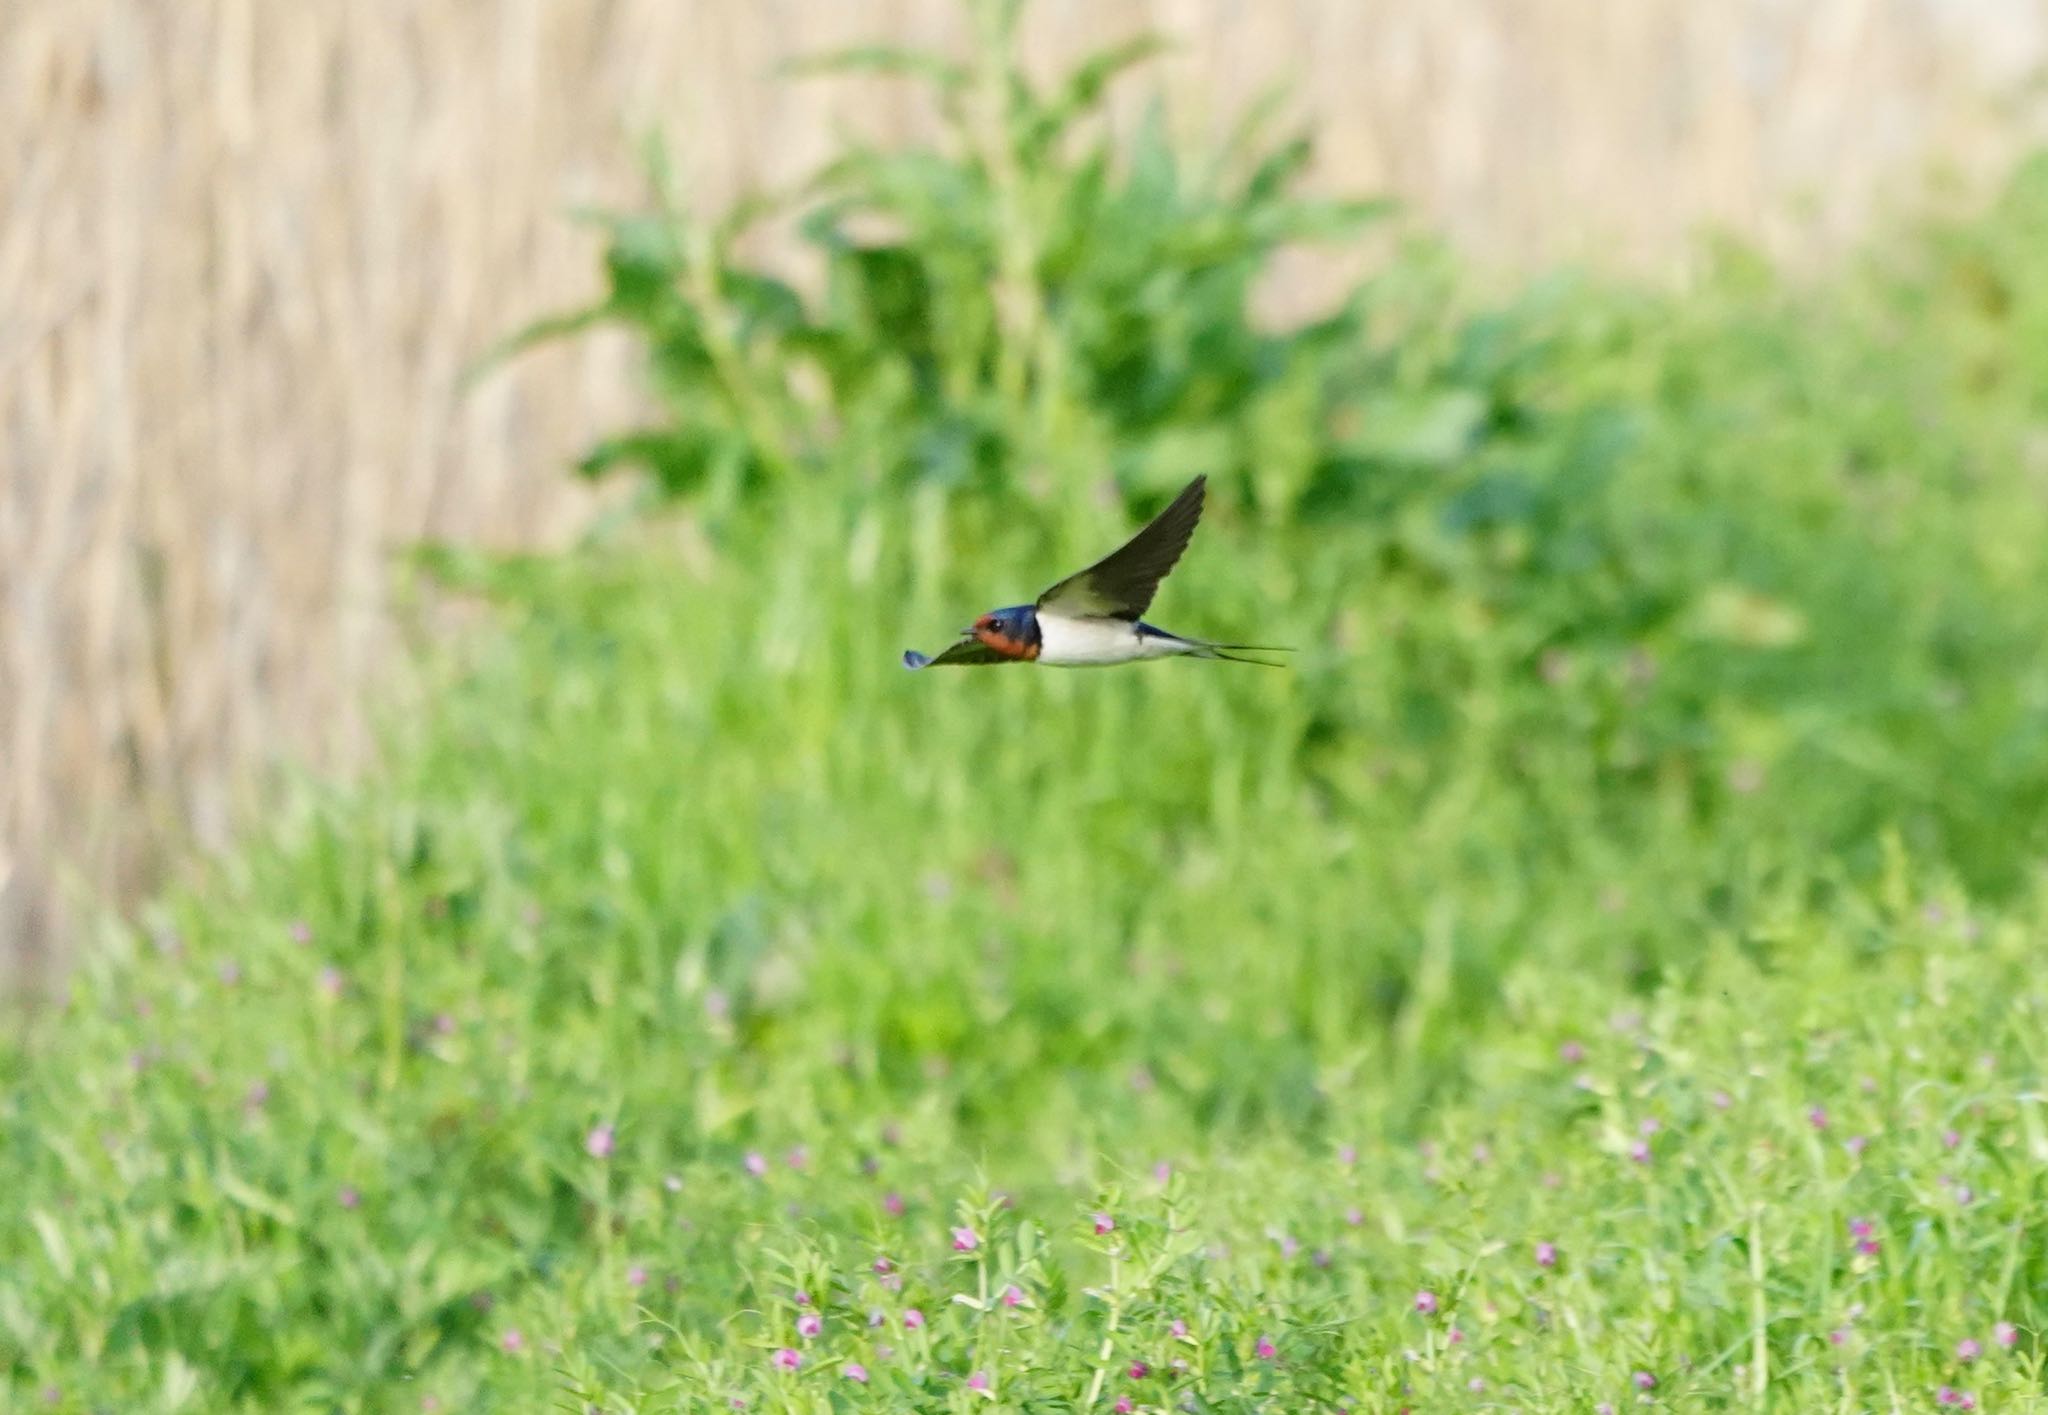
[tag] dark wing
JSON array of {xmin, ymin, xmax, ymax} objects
[
  {"xmin": 903, "ymin": 640, "xmax": 1014, "ymax": 669},
  {"xmin": 1034, "ymin": 475, "xmax": 1206, "ymax": 621}
]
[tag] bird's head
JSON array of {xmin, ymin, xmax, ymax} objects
[{"xmin": 970, "ymin": 607, "xmax": 1039, "ymax": 660}]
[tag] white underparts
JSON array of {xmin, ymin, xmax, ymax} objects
[{"xmin": 1034, "ymin": 614, "xmax": 1194, "ymax": 667}]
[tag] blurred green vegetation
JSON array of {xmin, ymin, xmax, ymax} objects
[{"xmin": 8, "ymin": 7, "xmax": 2048, "ymax": 1408}]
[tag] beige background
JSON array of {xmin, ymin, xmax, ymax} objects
[{"xmin": 5, "ymin": 0, "xmax": 2047, "ymax": 985}]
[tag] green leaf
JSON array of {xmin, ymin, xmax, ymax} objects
[
  {"xmin": 781, "ymin": 44, "xmax": 967, "ymax": 90},
  {"xmin": 1023, "ymin": 34, "xmax": 1169, "ymax": 155}
]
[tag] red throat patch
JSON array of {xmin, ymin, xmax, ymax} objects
[{"xmin": 973, "ymin": 625, "xmax": 1040, "ymax": 661}]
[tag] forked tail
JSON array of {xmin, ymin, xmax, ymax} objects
[{"xmin": 1186, "ymin": 640, "xmax": 1291, "ymax": 668}]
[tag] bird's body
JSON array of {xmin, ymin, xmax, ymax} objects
[
  {"xmin": 1039, "ymin": 613, "xmax": 1184, "ymax": 666},
  {"xmin": 903, "ymin": 476, "xmax": 1285, "ymax": 671}
]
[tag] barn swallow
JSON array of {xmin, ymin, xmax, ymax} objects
[{"xmin": 903, "ymin": 475, "xmax": 1286, "ymax": 670}]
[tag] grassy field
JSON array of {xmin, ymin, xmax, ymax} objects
[{"xmin": 8, "ymin": 20, "xmax": 2048, "ymax": 1412}]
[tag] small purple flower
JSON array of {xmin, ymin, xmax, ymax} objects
[
  {"xmin": 585, "ymin": 1125, "xmax": 615, "ymax": 1160},
  {"xmin": 744, "ymin": 1151, "xmax": 767, "ymax": 1177},
  {"xmin": 873, "ymin": 1257, "xmax": 893, "ymax": 1277},
  {"xmin": 1943, "ymin": 1129, "xmax": 1963, "ymax": 1150},
  {"xmin": 217, "ymin": 961, "xmax": 242, "ymax": 987},
  {"xmin": 1634, "ymin": 1370, "xmax": 1656, "ymax": 1390},
  {"xmin": 1628, "ymin": 1140, "xmax": 1652, "ymax": 1164},
  {"xmin": 1171, "ymin": 1318, "xmax": 1189, "ymax": 1340},
  {"xmin": 1994, "ymin": 1322, "xmax": 2018, "ymax": 1349},
  {"xmin": 951, "ymin": 1226, "xmax": 979, "ymax": 1252},
  {"xmin": 1338, "ymin": 1143, "xmax": 1359, "ymax": 1165},
  {"xmin": 1559, "ymin": 1040, "xmax": 1585, "ymax": 1064},
  {"xmin": 1956, "ymin": 1338, "xmax": 1981, "ymax": 1362},
  {"xmin": 317, "ymin": 966, "xmax": 345, "ymax": 999},
  {"xmin": 1849, "ymin": 1218, "xmax": 1874, "ymax": 1240},
  {"xmin": 1711, "ymin": 1090, "xmax": 1732, "ymax": 1110},
  {"xmin": 1468, "ymin": 1377, "xmax": 1486, "ymax": 1393},
  {"xmin": 1002, "ymin": 1284, "xmax": 1025, "ymax": 1308},
  {"xmin": 1114, "ymin": 1401, "xmax": 1133, "ymax": 1415},
  {"xmin": 903, "ymin": 1308, "xmax": 925, "ymax": 1329},
  {"xmin": 1344, "ymin": 1205, "xmax": 1364, "ymax": 1227},
  {"xmin": 785, "ymin": 1145, "xmax": 808, "ymax": 1171},
  {"xmin": 626, "ymin": 1264, "xmax": 648, "ymax": 1288},
  {"xmin": 501, "ymin": 1329, "xmax": 524, "ymax": 1354},
  {"xmin": 1638, "ymin": 1117, "xmax": 1661, "ymax": 1136},
  {"xmin": 1256, "ymin": 1335, "xmax": 1277, "ymax": 1359},
  {"xmin": 844, "ymin": 1362, "xmax": 868, "ymax": 1384},
  {"xmin": 966, "ymin": 1370, "xmax": 989, "ymax": 1392},
  {"xmin": 337, "ymin": 1185, "xmax": 361, "ymax": 1210},
  {"xmin": 1154, "ymin": 1160, "xmax": 1174, "ymax": 1183},
  {"xmin": 1828, "ymin": 1328, "xmax": 1847, "ymax": 1346},
  {"xmin": 1414, "ymin": 1290, "xmax": 1438, "ymax": 1316},
  {"xmin": 868, "ymin": 1308, "xmax": 886, "ymax": 1328},
  {"xmin": 288, "ymin": 920, "xmax": 313, "ymax": 946},
  {"xmin": 773, "ymin": 1347, "xmax": 801, "ymax": 1372},
  {"xmin": 1093, "ymin": 1212, "xmax": 1115, "ymax": 1235},
  {"xmin": 1846, "ymin": 1134, "xmax": 1869, "ymax": 1157},
  {"xmin": 1128, "ymin": 1360, "xmax": 1149, "ymax": 1379},
  {"xmin": 1808, "ymin": 1106, "xmax": 1829, "ymax": 1131},
  {"xmin": 883, "ymin": 1191, "xmax": 905, "ymax": 1216},
  {"xmin": 1535, "ymin": 1241, "xmax": 1558, "ymax": 1268},
  {"xmin": 1447, "ymin": 1326, "xmax": 1465, "ymax": 1345},
  {"xmin": 797, "ymin": 1313, "xmax": 821, "ymax": 1339},
  {"xmin": 1937, "ymin": 1387, "xmax": 1965, "ymax": 1407}
]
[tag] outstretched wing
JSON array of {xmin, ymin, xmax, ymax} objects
[
  {"xmin": 1035, "ymin": 476, "xmax": 1206, "ymax": 621},
  {"xmin": 903, "ymin": 640, "xmax": 1014, "ymax": 669}
]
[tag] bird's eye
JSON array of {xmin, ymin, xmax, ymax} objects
[{"xmin": 984, "ymin": 618, "xmax": 1003, "ymax": 636}]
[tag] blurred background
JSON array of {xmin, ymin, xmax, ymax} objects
[{"xmin": 6, "ymin": 0, "xmax": 2048, "ymax": 988}]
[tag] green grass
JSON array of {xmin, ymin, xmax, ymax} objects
[{"xmin": 9, "ymin": 11, "xmax": 2048, "ymax": 1409}]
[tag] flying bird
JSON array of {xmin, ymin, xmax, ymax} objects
[{"xmin": 902, "ymin": 475, "xmax": 1285, "ymax": 670}]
